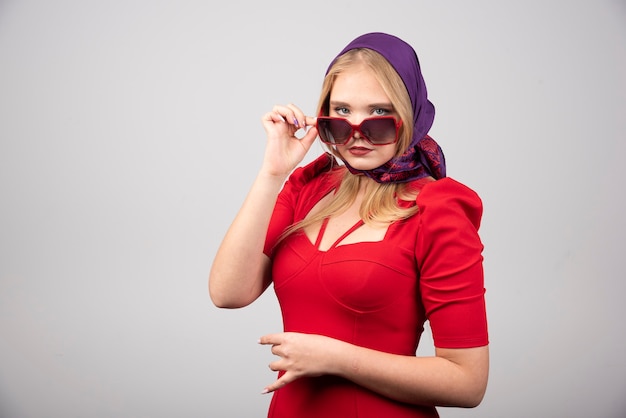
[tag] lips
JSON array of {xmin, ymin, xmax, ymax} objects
[{"xmin": 348, "ymin": 146, "xmax": 372, "ymax": 156}]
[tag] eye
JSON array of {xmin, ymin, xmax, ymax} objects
[
  {"xmin": 372, "ymin": 107, "xmax": 391, "ymax": 116},
  {"xmin": 333, "ymin": 106, "xmax": 349, "ymax": 116}
]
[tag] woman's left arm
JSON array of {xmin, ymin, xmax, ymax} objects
[{"xmin": 259, "ymin": 332, "xmax": 488, "ymax": 408}]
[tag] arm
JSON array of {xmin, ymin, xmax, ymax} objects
[
  {"xmin": 259, "ymin": 333, "xmax": 488, "ymax": 407},
  {"xmin": 208, "ymin": 105, "xmax": 318, "ymax": 308},
  {"xmin": 208, "ymin": 172, "xmax": 285, "ymax": 308},
  {"xmin": 337, "ymin": 342, "xmax": 489, "ymax": 407}
]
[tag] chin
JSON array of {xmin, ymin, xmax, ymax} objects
[
  {"xmin": 340, "ymin": 155, "xmax": 389, "ymax": 171},
  {"xmin": 347, "ymin": 162, "xmax": 383, "ymax": 171}
]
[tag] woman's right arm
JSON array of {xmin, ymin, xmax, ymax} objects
[{"xmin": 208, "ymin": 105, "xmax": 318, "ymax": 308}]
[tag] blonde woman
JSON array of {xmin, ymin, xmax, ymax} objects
[{"xmin": 209, "ymin": 32, "xmax": 489, "ymax": 418}]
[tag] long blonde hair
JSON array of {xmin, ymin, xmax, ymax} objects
[{"xmin": 284, "ymin": 49, "xmax": 422, "ymax": 239}]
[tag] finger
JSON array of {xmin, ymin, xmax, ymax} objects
[
  {"xmin": 270, "ymin": 344, "xmax": 282, "ymax": 356},
  {"xmin": 261, "ymin": 373, "xmax": 293, "ymax": 394},
  {"xmin": 258, "ymin": 333, "xmax": 284, "ymax": 346},
  {"xmin": 267, "ymin": 358, "xmax": 285, "ymax": 372},
  {"xmin": 272, "ymin": 105, "xmax": 297, "ymax": 128},
  {"xmin": 285, "ymin": 103, "xmax": 306, "ymax": 129},
  {"xmin": 305, "ymin": 115, "xmax": 317, "ymax": 127},
  {"xmin": 261, "ymin": 112, "xmax": 286, "ymax": 133},
  {"xmin": 267, "ymin": 111, "xmax": 286, "ymax": 123}
]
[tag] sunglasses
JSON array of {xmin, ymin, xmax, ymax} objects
[{"xmin": 316, "ymin": 116, "xmax": 403, "ymax": 146}]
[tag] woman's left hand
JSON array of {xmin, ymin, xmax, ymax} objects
[{"xmin": 258, "ymin": 332, "xmax": 341, "ymax": 394}]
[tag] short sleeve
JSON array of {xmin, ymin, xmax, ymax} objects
[
  {"xmin": 263, "ymin": 153, "xmax": 336, "ymax": 257},
  {"xmin": 415, "ymin": 178, "xmax": 489, "ymax": 348}
]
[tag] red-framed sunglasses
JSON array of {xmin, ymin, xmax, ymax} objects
[{"xmin": 316, "ymin": 116, "xmax": 403, "ymax": 146}]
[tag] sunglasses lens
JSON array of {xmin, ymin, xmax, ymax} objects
[
  {"xmin": 318, "ymin": 118, "xmax": 352, "ymax": 144},
  {"xmin": 361, "ymin": 118, "xmax": 397, "ymax": 144}
]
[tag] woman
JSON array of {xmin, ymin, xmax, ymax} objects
[{"xmin": 209, "ymin": 32, "xmax": 489, "ymax": 417}]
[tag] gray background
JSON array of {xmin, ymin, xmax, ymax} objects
[{"xmin": 1, "ymin": 1, "xmax": 625, "ymax": 417}]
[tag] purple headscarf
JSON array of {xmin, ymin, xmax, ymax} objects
[{"xmin": 326, "ymin": 32, "xmax": 446, "ymax": 183}]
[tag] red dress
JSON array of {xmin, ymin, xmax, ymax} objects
[{"xmin": 263, "ymin": 154, "xmax": 488, "ymax": 418}]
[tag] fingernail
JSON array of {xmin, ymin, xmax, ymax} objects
[
  {"xmin": 261, "ymin": 388, "xmax": 269, "ymax": 394},
  {"xmin": 293, "ymin": 118, "xmax": 299, "ymax": 127}
]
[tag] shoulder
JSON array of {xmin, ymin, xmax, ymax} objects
[
  {"xmin": 416, "ymin": 177, "xmax": 483, "ymax": 230},
  {"xmin": 282, "ymin": 153, "xmax": 343, "ymax": 198}
]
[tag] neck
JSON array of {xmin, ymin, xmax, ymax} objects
[{"xmin": 354, "ymin": 174, "xmax": 380, "ymax": 197}]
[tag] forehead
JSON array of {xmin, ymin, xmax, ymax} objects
[{"xmin": 330, "ymin": 64, "xmax": 391, "ymax": 105}]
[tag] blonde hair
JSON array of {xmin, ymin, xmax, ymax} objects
[{"xmin": 282, "ymin": 49, "xmax": 421, "ymax": 240}]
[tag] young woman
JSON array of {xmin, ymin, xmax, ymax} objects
[{"xmin": 209, "ymin": 32, "xmax": 489, "ymax": 418}]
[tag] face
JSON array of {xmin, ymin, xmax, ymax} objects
[{"xmin": 327, "ymin": 63, "xmax": 399, "ymax": 171}]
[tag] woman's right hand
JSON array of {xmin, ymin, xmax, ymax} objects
[{"xmin": 260, "ymin": 104, "xmax": 318, "ymax": 178}]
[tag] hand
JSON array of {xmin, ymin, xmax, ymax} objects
[
  {"xmin": 260, "ymin": 104, "xmax": 318, "ymax": 178},
  {"xmin": 258, "ymin": 332, "xmax": 338, "ymax": 394}
]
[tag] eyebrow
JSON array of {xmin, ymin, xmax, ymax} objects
[{"xmin": 329, "ymin": 100, "xmax": 395, "ymax": 109}]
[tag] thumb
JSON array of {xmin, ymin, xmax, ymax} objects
[{"xmin": 299, "ymin": 126, "xmax": 318, "ymax": 151}]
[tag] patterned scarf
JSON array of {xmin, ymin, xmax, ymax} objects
[{"xmin": 326, "ymin": 32, "xmax": 446, "ymax": 183}]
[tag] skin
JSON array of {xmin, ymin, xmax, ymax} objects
[{"xmin": 209, "ymin": 64, "xmax": 489, "ymax": 408}]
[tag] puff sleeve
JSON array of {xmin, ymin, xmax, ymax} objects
[
  {"xmin": 263, "ymin": 153, "xmax": 336, "ymax": 258},
  {"xmin": 415, "ymin": 178, "xmax": 489, "ymax": 348}
]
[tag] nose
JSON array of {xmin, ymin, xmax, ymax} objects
[{"xmin": 349, "ymin": 117, "xmax": 365, "ymax": 140}]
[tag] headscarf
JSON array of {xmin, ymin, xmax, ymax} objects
[{"xmin": 325, "ymin": 32, "xmax": 446, "ymax": 182}]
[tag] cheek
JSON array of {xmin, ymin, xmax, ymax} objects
[{"xmin": 381, "ymin": 145, "xmax": 398, "ymax": 160}]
